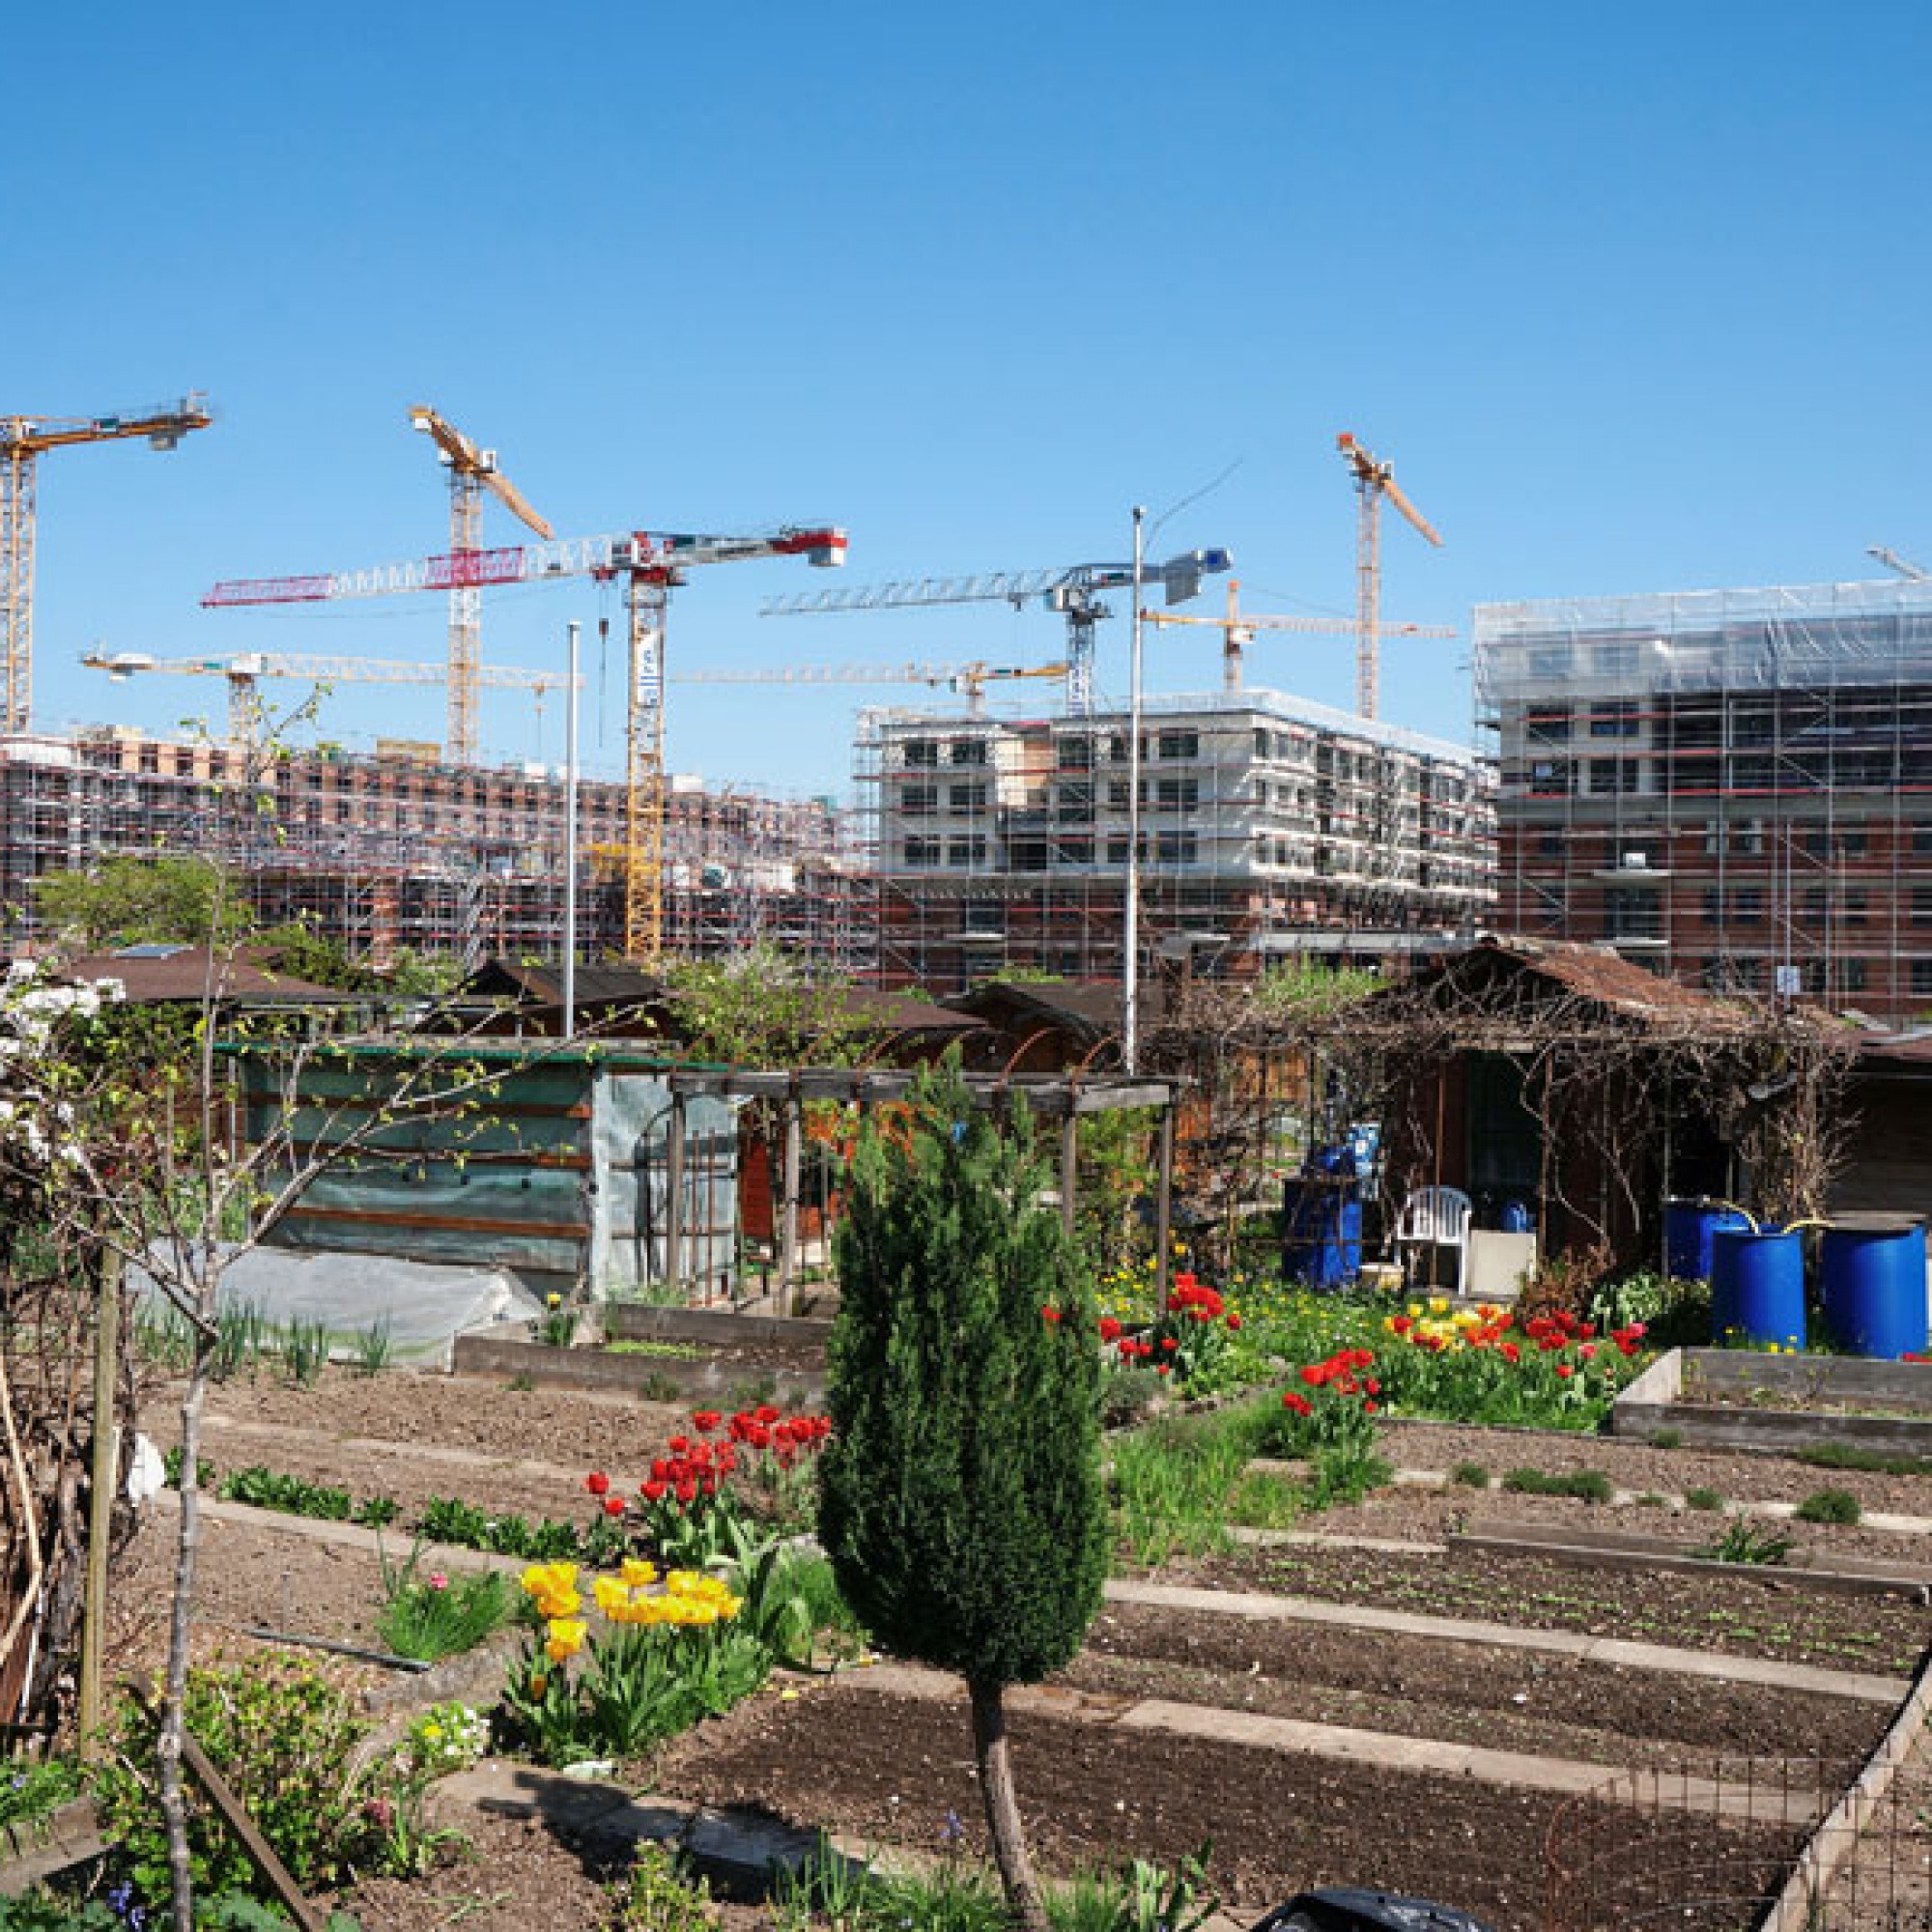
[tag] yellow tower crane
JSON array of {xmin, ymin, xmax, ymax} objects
[
  {"xmin": 1142, "ymin": 579, "xmax": 1455, "ymax": 695},
  {"xmin": 408, "ymin": 406, "xmax": 554, "ymax": 767},
  {"xmin": 1, "ymin": 394, "xmax": 213, "ymax": 735},
  {"xmin": 82, "ymin": 647, "xmax": 574, "ymax": 757},
  {"xmin": 1336, "ymin": 432, "xmax": 1443, "ymax": 721}
]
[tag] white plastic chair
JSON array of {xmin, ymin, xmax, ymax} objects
[{"xmin": 1395, "ymin": 1185, "xmax": 1474, "ymax": 1290}]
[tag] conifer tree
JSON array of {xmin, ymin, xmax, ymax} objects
[{"xmin": 819, "ymin": 1060, "xmax": 1107, "ymax": 1932}]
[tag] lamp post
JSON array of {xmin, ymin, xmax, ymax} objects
[
  {"xmin": 1122, "ymin": 506, "xmax": 1147, "ymax": 1074},
  {"xmin": 561, "ymin": 617, "xmax": 580, "ymax": 1042}
]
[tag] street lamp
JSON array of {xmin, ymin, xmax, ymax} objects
[{"xmin": 1122, "ymin": 506, "xmax": 1147, "ymax": 1074}]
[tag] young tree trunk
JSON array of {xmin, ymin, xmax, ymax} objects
[
  {"xmin": 968, "ymin": 1676, "xmax": 1048, "ymax": 1932},
  {"xmin": 159, "ymin": 1336, "xmax": 212, "ymax": 1932}
]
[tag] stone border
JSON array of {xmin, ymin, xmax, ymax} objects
[
  {"xmin": 601, "ymin": 1302, "xmax": 831, "ymax": 1350},
  {"xmin": 1613, "ymin": 1347, "xmax": 1932, "ymax": 1456}
]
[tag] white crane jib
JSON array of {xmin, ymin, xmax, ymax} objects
[{"xmin": 759, "ymin": 548, "xmax": 1233, "ymax": 718}]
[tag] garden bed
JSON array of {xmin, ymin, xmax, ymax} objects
[
  {"xmin": 449, "ymin": 1324, "xmax": 826, "ymax": 1406},
  {"xmin": 1615, "ymin": 1350, "xmax": 1932, "ymax": 1456}
]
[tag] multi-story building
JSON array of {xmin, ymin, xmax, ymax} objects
[
  {"xmin": 1476, "ymin": 577, "xmax": 1932, "ymax": 1019},
  {"xmin": 0, "ymin": 728, "xmax": 870, "ymax": 972},
  {"xmin": 859, "ymin": 689, "xmax": 1493, "ymax": 990}
]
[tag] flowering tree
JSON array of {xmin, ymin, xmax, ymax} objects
[
  {"xmin": 0, "ymin": 941, "xmax": 518, "ymax": 1932},
  {"xmin": 818, "ymin": 1062, "xmax": 1107, "ymax": 1932}
]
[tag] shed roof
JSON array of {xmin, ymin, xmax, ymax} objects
[{"xmin": 62, "ymin": 946, "xmax": 347, "ymax": 1004}]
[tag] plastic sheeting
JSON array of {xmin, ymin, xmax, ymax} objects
[{"xmin": 130, "ymin": 1243, "xmax": 544, "ymax": 1368}]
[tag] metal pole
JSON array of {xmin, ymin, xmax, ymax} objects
[
  {"xmin": 1060, "ymin": 1106, "xmax": 1079, "ymax": 1241},
  {"xmin": 561, "ymin": 618, "xmax": 581, "ymax": 1042},
  {"xmin": 1123, "ymin": 505, "xmax": 1147, "ymax": 1075},
  {"xmin": 1155, "ymin": 1099, "xmax": 1176, "ymax": 1313},
  {"xmin": 778, "ymin": 1089, "xmax": 803, "ymax": 1315}
]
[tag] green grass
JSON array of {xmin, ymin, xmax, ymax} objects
[
  {"xmin": 375, "ymin": 1552, "xmax": 512, "ymax": 1663},
  {"xmin": 1684, "ymin": 1486, "xmax": 1726, "ymax": 1512},
  {"xmin": 1650, "ymin": 1428, "xmax": 1683, "ymax": 1449},
  {"xmin": 1109, "ymin": 1403, "xmax": 1269, "ymax": 1565},
  {"xmin": 604, "ymin": 1338, "xmax": 704, "ymax": 1360},
  {"xmin": 1794, "ymin": 1488, "xmax": 1862, "ymax": 1526},
  {"xmin": 1700, "ymin": 1518, "xmax": 1794, "ymax": 1566},
  {"xmin": 1500, "ymin": 1466, "xmax": 1615, "ymax": 1503},
  {"xmin": 1798, "ymin": 1441, "xmax": 1932, "ymax": 1478},
  {"xmin": 1449, "ymin": 1461, "xmax": 1491, "ymax": 1489}
]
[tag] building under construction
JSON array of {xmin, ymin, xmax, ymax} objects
[
  {"xmin": 1476, "ymin": 577, "xmax": 1932, "ymax": 1020},
  {"xmin": 0, "ymin": 727, "xmax": 870, "ymax": 972},
  {"xmin": 858, "ymin": 688, "xmax": 1493, "ymax": 990}
]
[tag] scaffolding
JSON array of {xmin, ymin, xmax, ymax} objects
[
  {"xmin": 1475, "ymin": 577, "xmax": 1932, "ymax": 1018},
  {"xmin": 854, "ymin": 688, "xmax": 1494, "ymax": 991},
  {"xmin": 0, "ymin": 729, "xmax": 873, "ymax": 973}
]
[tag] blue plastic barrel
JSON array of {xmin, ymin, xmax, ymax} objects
[
  {"xmin": 1665, "ymin": 1197, "xmax": 1751, "ymax": 1281},
  {"xmin": 1821, "ymin": 1214, "xmax": 1928, "ymax": 1360},
  {"xmin": 1500, "ymin": 1200, "xmax": 1532, "ymax": 1235},
  {"xmin": 1281, "ymin": 1180, "xmax": 1362, "ymax": 1290},
  {"xmin": 1711, "ymin": 1227, "xmax": 1805, "ymax": 1350}
]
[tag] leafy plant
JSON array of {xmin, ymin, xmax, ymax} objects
[
  {"xmin": 210, "ymin": 1301, "xmax": 270, "ymax": 1382},
  {"xmin": 217, "ymin": 1464, "xmax": 355, "ymax": 1520},
  {"xmin": 375, "ymin": 1539, "xmax": 510, "ymax": 1662},
  {"xmin": 1701, "ymin": 1519, "xmax": 1794, "ymax": 1566},
  {"xmin": 1684, "ymin": 1486, "xmax": 1726, "ymax": 1512},
  {"xmin": 612, "ymin": 1842, "xmax": 719, "ymax": 1929},
  {"xmin": 0, "ymin": 1756, "xmax": 82, "ymax": 1831},
  {"xmin": 533, "ymin": 1293, "xmax": 575, "ymax": 1349},
  {"xmin": 1450, "ymin": 1461, "xmax": 1491, "ymax": 1489},
  {"xmin": 1799, "ymin": 1441, "xmax": 1932, "ymax": 1477},
  {"xmin": 281, "ymin": 1315, "xmax": 331, "ymax": 1387},
  {"xmin": 91, "ymin": 1660, "xmax": 406, "ymax": 1913},
  {"xmin": 1651, "ymin": 1428, "xmax": 1683, "ymax": 1449},
  {"xmin": 352, "ymin": 1320, "xmax": 394, "ymax": 1377},
  {"xmin": 1794, "ymin": 1487, "xmax": 1862, "ymax": 1525}
]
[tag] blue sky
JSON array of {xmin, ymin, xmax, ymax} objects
[{"xmin": 14, "ymin": 2, "xmax": 1931, "ymax": 795}]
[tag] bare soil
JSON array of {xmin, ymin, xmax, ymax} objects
[{"xmin": 112, "ymin": 1364, "xmax": 1932, "ymax": 1931}]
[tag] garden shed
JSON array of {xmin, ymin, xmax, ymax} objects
[{"xmin": 233, "ymin": 1040, "xmax": 739, "ymax": 1302}]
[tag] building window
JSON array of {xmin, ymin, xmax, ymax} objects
[
  {"xmin": 1916, "ymin": 886, "xmax": 1932, "ymax": 924},
  {"xmin": 903, "ymin": 740, "xmax": 939, "ymax": 769},
  {"xmin": 1843, "ymin": 957, "xmax": 1868, "ymax": 994},
  {"xmin": 1156, "ymin": 729, "xmax": 1199, "ymax": 760},
  {"xmin": 1913, "ymin": 959, "xmax": 1932, "ymax": 998},
  {"xmin": 1055, "ymin": 781, "xmax": 1094, "ymax": 820},
  {"xmin": 1055, "ymin": 735, "xmax": 1094, "ymax": 771},
  {"xmin": 1590, "ymin": 702, "xmax": 1639, "ymax": 739},
  {"xmin": 1734, "ymin": 886, "xmax": 1763, "ymax": 924},
  {"xmin": 948, "ymin": 781, "xmax": 987, "ymax": 811},
  {"xmin": 902, "ymin": 837, "xmax": 940, "ymax": 867},
  {"xmin": 1155, "ymin": 831, "xmax": 1198, "ymax": 865},
  {"xmin": 901, "ymin": 782, "xmax": 938, "ymax": 817},
  {"xmin": 1845, "ymin": 889, "xmax": 1868, "ymax": 925},
  {"xmin": 947, "ymin": 837, "xmax": 987, "ymax": 867},
  {"xmin": 949, "ymin": 738, "xmax": 987, "ymax": 767},
  {"xmin": 1154, "ymin": 777, "xmax": 1199, "ymax": 810}
]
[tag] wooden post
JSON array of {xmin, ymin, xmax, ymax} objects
[
  {"xmin": 1059, "ymin": 1109, "xmax": 1079, "ymax": 1241},
  {"xmin": 1155, "ymin": 1100, "xmax": 1176, "ymax": 1313},
  {"xmin": 778, "ymin": 1087, "xmax": 803, "ymax": 1316},
  {"xmin": 665, "ymin": 1094, "xmax": 687, "ymax": 1297},
  {"xmin": 77, "ymin": 1250, "xmax": 121, "ymax": 1757}
]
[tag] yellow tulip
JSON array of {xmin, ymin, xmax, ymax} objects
[{"xmin": 545, "ymin": 1617, "xmax": 587, "ymax": 1662}]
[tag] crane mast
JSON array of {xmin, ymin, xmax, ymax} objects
[
  {"xmin": 1, "ymin": 394, "xmax": 213, "ymax": 735},
  {"xmin": 409, "ymin": 407, "xmax": 554, "ymax": 766},
  {"xmin": 1336, "ymin": 433, "xmax": 1442, "ymax": 721}
]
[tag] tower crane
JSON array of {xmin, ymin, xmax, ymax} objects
[
  {"xmin": 205, "ymin": 522, "xmax": 846, "ymax": 959},
  {"xmin": 1336, "ymin": 433, "xmax": 1442, "ymax": 721},
  {"xmin": 2, "ymin": 394, "xmax": 213, "ymax": 735},
  {"xmin": 408, "ymin": 407, "xmax": 554, "ymax": 767},
  {"xmin": 1141, "ymin": 579, "xmax": 1455, "ymax": 693},
  {"xmin": 82, "ymin": 647, "xmax": 575, "ymax": 758},
  {"xmin": 760, "ymin": 549, "xmax": 1233, "ymax": 718},
  {"xmin": 673, "ymin": 659, "xmax": 1065, "ymax": 720}
]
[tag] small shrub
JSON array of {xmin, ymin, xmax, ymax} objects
[
  {"xmin": 1684, "ymin": 1486, "xmax": 1725, "ymax": 1512},
  {"xmin": 1101, "ymin": 1364, "xmax": 1165, "ymax": 1430},
  {"xmin": 533, "ymin": 1293, "xmax": 575, "ymax": 1348},
  {"xmin": 1450, "ymin": 1461, "xmax": 1491, "ymax": 1489},
  {"xmin": 639, "ymin": 1371, "xmax": 685, "ymax": 1405},
  {"xmin": 218, "ymin": 1465, "xmax": 355, "ymax": 1521},
  {"xmin": 1634, "ymin": 1492, "xmax": 1668, "ymax": 1509},
  {"xmin": 1794, "ymin": 1488, "xmax": 1862, "ymax": 1526},
  {"xmin": 1651, "ymin": 1428, "xmax": 1683, "ymax": 1450},
  {"xmin": 726, "ymin": 1371, "xmax": 779, "ymax": 1409}
]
